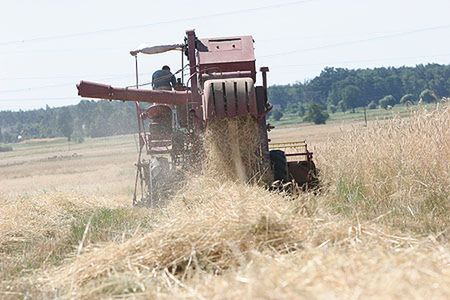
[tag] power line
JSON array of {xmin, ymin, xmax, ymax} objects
[
  {"xmin": 0, "ymin": 65, "xmax": 185, "ymax": 92},
  {"xmin": 0, "ymin": 83, "xmax": 75, "ymax": 93},
  {"xmin": 271, "ymin": 53, "xmax": 450, "ymax": 68},
  {"xmin": 0, "ymin": 73, "xmax": 148, "ymax": 93},
  {"xmin": 2, "ymin": 54, "xmax": 449, "ymax": 101},
  {"xmin": 2, "ymin": 21, "xmax": 449, "ymax": 101},
  {"xmin": 0, "ymin": 29, "xmax": 413, "ymax": 56},
  {"xmin": 256, "ymin": 29, "xmax": 413, "ymax": 43},
  {"xmin": 2, "ymin": 53, "xmax": 449, "ymax": 96},
  {"xmin": 261, "ymin": 24, "xmax": 450, "ymax": 58},
  {"xmin": 0, "ymin": 73, "xmax": 146, "ymax": 81},
  {"xmin": 0, "ymin": 0, "xmax": 320, "ymax": 46},
  {"xmin": 0, "ymin": 96, "xmax": 80, "ymax": 103},
  {"xmin": 0, "ymin": 47, "xmax": 126, "ymax": 55},
  {"xmin": 2, "ymin": 59, "xmax": 450, "ymax": 104}
]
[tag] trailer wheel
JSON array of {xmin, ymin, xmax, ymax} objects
[{"xmin": 270, "ymin": 150, "xmax": 289, "ymax": 182}]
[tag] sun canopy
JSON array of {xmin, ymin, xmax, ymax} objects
[{"xmin": 130, "ymin": 44, "xmax": 184, "ymax": 56}]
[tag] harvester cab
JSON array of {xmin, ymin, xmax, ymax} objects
[{"xmin": 77, "ymin": 29, "xmax": 318, "ymax": 206}]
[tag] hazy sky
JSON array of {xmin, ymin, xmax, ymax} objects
[{"xmin": 1, "ymin": 0, "xmax": 450, "ymax": 111}]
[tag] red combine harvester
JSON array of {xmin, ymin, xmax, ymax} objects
[{"xmin": 77, "ymin": 29, "xmax": 317, "ymax": 206}]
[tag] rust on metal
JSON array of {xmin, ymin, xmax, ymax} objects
[
  {"xmin": 77, "ymin": 81, "xmax": 190, "ymax": 106},
  {"xmin": 75, "ymin": 29, "xmax": 319, "ymax": 205},
  {"xmin": 141, "ymin": 105, "xmax": 172, "ymax": 120}
]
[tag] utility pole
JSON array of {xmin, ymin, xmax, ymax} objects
[{"xmin": 363, "ymin": 107, "xmax": 368, "ymax": 127}]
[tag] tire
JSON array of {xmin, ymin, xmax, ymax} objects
[
  {"xmin": 291, "ymin": 160, "xmax": 319, "ymax": 190},
  {"xmin": 270, "ymin": 150, "xmax": 289, "ymax": 182}
]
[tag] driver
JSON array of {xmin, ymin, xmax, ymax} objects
[{"xmin": 152, "ymin": 65, "xmax": 176, "ymax": 90}]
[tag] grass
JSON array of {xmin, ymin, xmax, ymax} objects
[
  {"xmin": 333, "ymin": 179, "xmax": 367, "ymax": 215},
  {"xmin": 0, "ymin": 103, "xmax": 449, "ymax": 299},
  {"xmin": 319, "ymin": 104, "xmax": 449, "ymax": 233},
  {"xmin": 0, "ymin": 206, "xmax": 152, "ymax": 283},
  {"xmin": 0, "ymin": 145, "xmax": 13, "ymax": 152},
  {"xmin": 271, "ymin": 102, "xmax": 437, "ymax": 127},
  {"xmin": 69, "ymin": 208, "xmax": 154, "ymax": 245}
]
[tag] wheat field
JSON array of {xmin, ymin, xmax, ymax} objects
[{"xmin": 0, "ymin": 104, "xmax": 449, "ymax": 299}]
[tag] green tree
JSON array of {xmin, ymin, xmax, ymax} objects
[
  {"xmin": 297, "ymin": 105, "xmax": 306, "ymax": 117},
  {"xmin": 2, "ymin": 63, "xmax": 450, "ymax": 142},
  {"xmin": 400, "ymin": 94, "xmax": 415, "ymax": 105},
  {"xmin": 272, "ymin": 110, "xmax": 283, "ymax": 121},
  {"xmin": 379, "ymin": 95, "xmax": 396, "ymax": 109},
  {"xmin": 420, "ymin": 89, "xmax": 437, "ymax": 103},
  {"xmin": 367, "ymin": 101, "xmax": 377, "ymax": 109},
  {"xmin": 304, "ymin": 103, "xmax": 329, "ymax": 124},
  {"xmin": 341, "ymin": 85, "xmax": 362, "ymax": 112},
  {"xmin": 338, "ymin": 100, "xmax": 347, "ymax": 112},
  {"xmin": 328, "ymin": 104, "xmax": 337, "ymax": 113},
  {"xmin": 57, "ymin": 109, "xmax": 74, "ymax": 141}
]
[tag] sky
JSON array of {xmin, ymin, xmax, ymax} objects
[{"xmin": 1, "ymin": 0, "xmax": 450, "ymax": 111}]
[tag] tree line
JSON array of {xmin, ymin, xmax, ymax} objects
[
  {"xmin": 268, "ymin": 63, "xmax": 450, "ymax": 122},
  {"xmin": 0, "ymin": 100, "xmax": 137, "ymax": 143},
  {"xmin": 1, "ymin": 63, "xmax": 449, "ymax": 143}
]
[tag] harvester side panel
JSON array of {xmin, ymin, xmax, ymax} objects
[
  {"xmin": 197, "ymin": 36, "xmax": 255, "ymax": 64},
  {"xmin": 197, "ymin": 36, "xmax": 256, "ymax": 82}
]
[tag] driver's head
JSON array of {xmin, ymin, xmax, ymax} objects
[{"xmin": 162, "ymin": 65, "xmax": 170, "ymax": 71}]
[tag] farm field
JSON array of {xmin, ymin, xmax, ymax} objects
[
  {"xmin": 0, "ymin": 104, "xmax": 449, "ymax": 299},
  {"xmin": 271, "ymin": 103, "xmax": 438, "ymax": 127}
]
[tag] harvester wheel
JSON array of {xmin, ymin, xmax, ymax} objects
[
  {"xmin": 270, "ymin": 150, "xmax": 289, "ymax": 182},
  {"xmin": 288, "ymin": 160, "xmax": 319, "ymax": 191}
]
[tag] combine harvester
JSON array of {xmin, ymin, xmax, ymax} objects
[{"xmin": 77, "ymin": 29, "xmax": 317, "ymax": 206}]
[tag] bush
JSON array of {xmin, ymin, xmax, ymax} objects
[
  {"xmin": 341, "ymin": 85, "xmax": 362, "ymax": 112},
  {"xmin": 284, "ymin": 104, "xmax": 296, "ymax": 114},
  {"xmin": 328, "ymin": 104, "xmax": 337, "ymax": 114},
  {"xmin": 420, "ymin": 89, "xmax": 437, "ymax": 103},
  {"xmin": 297, "ymin": 106, "xmax": 306, "ymax": 117},
  {"xmin": 367, "ymin": 101, "xmax": 377, "ymax": 109},
  {"xmin": 338, "ymin": 100, "xmax": 347, "ymax": 112},
  {"xmin": 400, "ymin": 94, "xmax": 415, "ymax": 105},
  {"xmin": 0, "ymin": 145, "xmax": 13, "ymax": 152},
  {"xmin": 304, "ymin": 103, "xmax": 330, "ymax": 124},
  {"xmin": 379, "ymin": 95, "xmax": 396, "ymax": 109},
  {"xmin": 72, "ymin": 133, "xmax": 85, "ymax": 144},
  {"xmin": 271, "ymin": 110, "xmax": 283, "ymax": 121}
]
